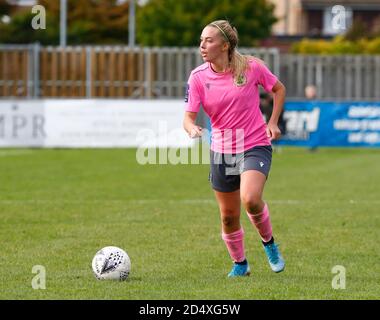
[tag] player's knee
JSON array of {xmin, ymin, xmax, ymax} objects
[
  {"xmin": 221, "ymin": 214, "xmax": 238, "ymax": 227},
  {"xmin": 241, "ymin": 195, "xmax": 262, "ymax": 215}
]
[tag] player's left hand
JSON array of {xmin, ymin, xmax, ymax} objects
[{"xmin": 266, "ymin": 122, "xmax": 281, "ymax": 141}]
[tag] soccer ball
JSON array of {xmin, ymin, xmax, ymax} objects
[{"xmin": 92, "ymin": 246, "xmax": 131, "ymax": 281}]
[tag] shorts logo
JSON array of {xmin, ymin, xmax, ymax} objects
[{"xmin": 259, "ymin": 161, "xmax": 264, "ymax": 167}]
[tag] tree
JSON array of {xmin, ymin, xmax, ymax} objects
[
  {"xmin": 136, "ymin": 0, "xmax": 277, "ymax": 46},
  {"xmin": 344, "ymin": 19, "xmax": 369, "ymax": 41},
  {"xmin": 0, "ymin": 0, "xmax": 12, "ymax": 15},
  {"xmin": 0, "ymin": 0, "xmax": 130, "ymax": 45},
  {"xmin": 0, "ymin": 0, "xmax": 277, "ymax": 46}
]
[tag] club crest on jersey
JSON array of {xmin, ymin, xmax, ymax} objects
[{"xmin": 234, "ymin": 74, "xmax": 247, "ymax": 87}]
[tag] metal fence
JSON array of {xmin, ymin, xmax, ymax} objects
[
  {"xmin": 1, "ymin": 44, "xmax": 380, "ymax": 100},
  {"xmin": 0, "ymin": 45, "xmax": 279, "ymax": 99},
  {"xmin": 281, "ymin": 54, "xmax": 380, "ymax": 101}
]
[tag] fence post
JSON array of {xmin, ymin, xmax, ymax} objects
[
  {"xmin": 316, "ymin": 56, "xmax": 323, "ymax": 99},
  {"xmin": 375, "ymin": 56, "xmax": 380, "ymax": 100},
  {"xmin": 144, "ymin": 47, "xmax": 152, "ymax": 98},
  {"xmin": 32, "ymin": 42, "xmax": 40, "ymax": 98},
  {"xmin": 26, "ymin": 45, "xmax": 33, "ymax": 98},
  {"xmin": 86, "ymin": 46, "xmax": 92, "ymax": 98}
]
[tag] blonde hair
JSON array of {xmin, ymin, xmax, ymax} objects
[{"xmin": 207, "ymin": 20, "xmax": 264, "ymax": 84}]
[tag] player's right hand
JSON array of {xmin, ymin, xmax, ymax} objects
[{"xmin": 189, "ymin": 125, "xmax": 203, "ymax": 138}]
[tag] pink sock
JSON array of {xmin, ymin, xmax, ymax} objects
[
  {"xmin": 247, "ymin": 203, "xmax": 273, "ymax": 242},
  {"xmin": 222, "ymin": 228, "xmax": 246, "ymax": 263}
]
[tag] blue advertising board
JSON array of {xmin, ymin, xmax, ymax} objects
[{"xmin": 278, "ymin": 101, "xmax": 380, "ymax": 147}]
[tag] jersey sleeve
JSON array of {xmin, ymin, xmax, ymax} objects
[
  {"xmin": 184, "ymin": 72, "xmax": 202, "ymax": 113},
  {"xmin": 257, "ymin": 61, "xmax": 278, "ymax": 93}
]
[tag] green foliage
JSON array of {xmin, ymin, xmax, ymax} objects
[
  {"xmin": 292, "ymin": 19, "xmax": 380, "ymax": 55},
  {"xmin": 291, "ymin": 36, "xmax": 380, "ymax": 55},
  {"xmin": 136, "ymin": 0, "xmax": 277, "ymax": 46},
  {"xmin": 344, "ymin": 19, "xmax": 368, "ymax": 42},
  {"xmin": 0, "ymin": 0, "xmax": 276, "ymax": 46},
  {"xmin": 0, "ymin": 0, "xmax": 130, "ymax": 45},
  {"xmin": 0, "ymin": 8, "xmax": 59, "ymax": 45},
  {"xmin": 366, "ymin": 37, "xmax": 380, "ymax": 54},
  {"xmin": 0, "ymin": 0, "xmax": 12, "ymax": 15}
]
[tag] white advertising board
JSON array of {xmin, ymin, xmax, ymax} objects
[{"xmin": 0, "ymin": 100, "xmax": 192, "ymax": 148}]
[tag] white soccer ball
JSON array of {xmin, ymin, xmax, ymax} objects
[{"xmin": 92, "ymin": 246, "xmax": 131, "ymax": 281}]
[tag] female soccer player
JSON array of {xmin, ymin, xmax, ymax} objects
[{"xmin": 183, "ymin": 20, "xmax": 286, "ymax": 277}]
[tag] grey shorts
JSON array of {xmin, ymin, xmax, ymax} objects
[{"xmin": 209, "ymin": 145, "xmax": 272, "ymax": 193}]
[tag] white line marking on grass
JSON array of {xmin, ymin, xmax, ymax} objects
[{"xmin": 0, "ymin": 150, "xmax": 35, "ymax": 157}]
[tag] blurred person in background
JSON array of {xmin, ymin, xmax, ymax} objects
[
  {"xmin": 305, "ymin": 84, "xmax": 317, "ymax": 100},
  {"xmin": 305, "ymin": 84, "xmax": 319, "ymax": 152}
]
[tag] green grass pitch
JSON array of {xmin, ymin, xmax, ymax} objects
[{"xmin": 0, "ymin": 147, "xmax": 379, "ymax": 299}]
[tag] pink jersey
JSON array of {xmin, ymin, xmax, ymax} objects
[{"xmin": 185, "ymin": 59, "xmax": 278, "ymax": 153}]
